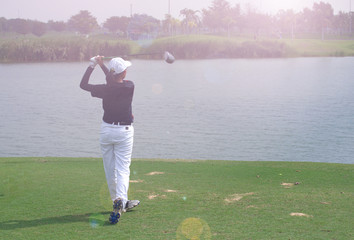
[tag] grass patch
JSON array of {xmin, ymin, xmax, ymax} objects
[
  {"xmin": 0, "ymin": 34, "xmax": 138, "ymax": 62},
  {"xmin": 143, "ymin": 35, "xmax": 354, "ymax": 59},
  {"xmin": 144, "ymin": 35, "xmax": 290, "ymax": 59},
  {"xmin": 283, "ymin": 39, "xmax": 354, "ymax": 57},
  {"xmin": 0, "ymin": 158, "xmax": 354, "ymax": 239},
  {"xmin": 0, "ymin": 157, "xmax": 353, "ymax": 239},
  {"xmin": 2, "ymin": 33, "xmax": 353, "ymax": 62}
]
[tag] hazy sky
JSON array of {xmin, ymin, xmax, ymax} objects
[{"xmin": 1, "ymin": 0, "xmax": 352, "ymax": 24}]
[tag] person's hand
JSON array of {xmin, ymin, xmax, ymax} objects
[
  {"xmin": 96, "ymin": 55, "xmax": 104, "ymax": 66},
  {"xmin": 89, "ymin": 55, "xmax": 99, "ymax": 68}
]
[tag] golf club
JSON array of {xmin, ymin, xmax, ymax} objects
[{"xmin": 103, "ymin": 51, "xmax": 175, "ymax": 64}]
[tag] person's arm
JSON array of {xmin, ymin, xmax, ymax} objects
[
  {"xmin": 80, "ymin": 66, "xmax": 95, "ymax": 92},
  {"xmin": 80, "ymin": 56, "xmax": 107, "ymax": 99},
  {"xmin": 97, "ymin": 57, "xmax": 109, "ymax": 76},
  {"xmin": 80, "ymin": 56, "xmax": 107, "ymax": 92}
]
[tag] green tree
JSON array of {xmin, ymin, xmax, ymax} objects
[
  {"xmin": 103, "ymin": 16, "xmax": 130, "ymax": 35},
  {"xmin": 47, "ymin": 20, "xmax": 67, "ymax": 32},
  {"xmin": 162, "ymin": 14, "xmax": 180, "ymax": 35},
  {"xmin": 127, "ymin": 14, "xmax": 160, "ymax": 39},
  {"xmin": 7, "ymin": 18, "xmax": 31, "ymax": 34},
  {"xmin": 0, "ymin": 17, "xmax": 6, "ymax": 32},
  {"xmin": 297, "ymin": 7, "xmax": 315, "ymax": 34},
  {"xmin": 243, "ymin": 11, "xmax": 273, "ymax": 38},
  {"xmin": 276, "ymin": 10, "xmax": 298, "ymax": 38},
  {"xmin": 180, "ymin": 8, "xmax": 200, "ymax": 34},
  {"xmin": 332, "ymin": 11, "xmax": 349, "ymax": 35},
  {"xmin": 162, "ymin": 14, "xmax": 173, "ymax": 35},
  {"xmin": 68, "ymin": 10, "xmax": 98, "ymax": 34},
  {"xmin": 202, "ymin": 0, "xmax": 232, "ymax": 32},
  {"xmin": 312, "ymin": 1, "xmax": 334, "ymax": 39},
  {"xmin": 31, "ymin": 21, "xmax": 47, "ymax": 37}
]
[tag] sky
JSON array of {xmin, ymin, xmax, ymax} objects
[{"xmin": 0, "ymin": 0, "xmax": 352, "ymax": 24}]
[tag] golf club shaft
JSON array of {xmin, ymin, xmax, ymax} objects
[
  {"xmin": 103, "ymin": 52, "xmax": 162, "ymax": 60},
  {"xmin": 102, "ymin": 51, "xmax": 175, "ymax": 64}
]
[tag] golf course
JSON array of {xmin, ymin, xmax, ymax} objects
[
  {"xmin": 1, "ymin": 1, "xmax": 353, "ymax": 239},
  {"xmin": 0, "ymin": 157, "xmax": 352, "ymax": 239}
]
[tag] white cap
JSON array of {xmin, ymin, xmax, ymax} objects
[{"xmin": 108, "ymin": 57, "xmax": 132, "ymax": 75}]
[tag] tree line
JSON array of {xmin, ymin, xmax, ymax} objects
[{"xmin": 0, "ymin": 0, "xmax": 353, "ymax": 39}]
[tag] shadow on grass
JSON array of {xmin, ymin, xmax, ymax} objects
[{"xmin": 0, "ymin": 212, "xmax": 112, "ymax": 230}]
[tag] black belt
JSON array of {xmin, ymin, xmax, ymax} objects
[{"xmin": 105, "ymin": 121, "xmax": 132, "ymax": 126}]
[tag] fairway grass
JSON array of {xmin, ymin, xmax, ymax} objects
[
  {"xmin": 283, "ymin": 39, "xmax": 354, "ymax": 57},
  {"xmin": 0, "ymin": 158, "xmax": 353, "ymax": 239}
]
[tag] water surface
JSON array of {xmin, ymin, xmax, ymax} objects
[{"xmin": 0, "ymin": 57, "xmax": 353, "ymax": 163}]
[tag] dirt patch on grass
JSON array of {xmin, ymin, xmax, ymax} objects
[
  {"xmin": 281, "ymin": 182, "xmax": 300, "ymax": 188},
  {"xmin": 164, "ymin": 189, "xmax": 178, "ymax": 193},
  {"xmin": 224, "ymin": 192, "xmax": 255, "ymax": 203},
  {"xmin": 148, "ymin": 194, "xmax": 167, "ymax": 200},
  {"xmin": 146, "ymin": 172, "xmax": 165, "ymax": 176},
  {"xmin": 246, "ymin": 205, "xmax": 258, "ymax": 209},
  {"xmin": 130, "ymin": 179, "xmax": 144, "ymax": 183},
  {"xmin": 136, "ymin": 190, "xmax": 148, "ymax": 193},
  {"xmin": 290, "ymin": 212, "xmax": 313, "ymax": 217},
  {"xmin": 281, "ymin": 183, "xmax": 294, "ymax": 188}
]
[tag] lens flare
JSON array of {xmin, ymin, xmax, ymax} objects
[
  {"xmin": 152, "ymin": 83, "xmax": 163, "ymax": 95},
  {"xmin": 89, "ymin": 213, "xmax": 105, "ymax": 228},
  {"xmin": 176, "ymin": 218, "xmax": 211, "ymax": 240}
]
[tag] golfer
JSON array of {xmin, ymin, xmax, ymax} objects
[{"xmin": 80, "ymin": 55, "xmax": 139, "ymax": 224}]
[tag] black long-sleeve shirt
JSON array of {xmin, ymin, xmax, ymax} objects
[{"xmin": 80, "ymin": 66, "xmax": 134, "ymax": 124}]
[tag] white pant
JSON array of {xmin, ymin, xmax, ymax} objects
[{"xmin": 99, "ymin": 121, "xmax": 134, "ymax": 208}]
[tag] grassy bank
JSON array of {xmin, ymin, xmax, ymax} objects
[
  {"xmin": 144, "ymin": 35, "xmax": 354, "ymax": 59},
  {"xmin": 284, "ymin": 38, "xmax": 354, "ymax": 57},
  {"xmin": 1, "ymin": 34, "xmax": 354, "ymax": 62},
  {"xmin": 0, "ymin": 157, "xmax": 352, "ymax": 239},
  {"xmin": 0, "ymin": 34, "xmax": 138, "ymax": 62},
  {"xmin": 144, "ymin": 35, "xmax": 290, "ymax": 59}
]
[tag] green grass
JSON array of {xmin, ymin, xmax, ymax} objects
[
  {"xmin": 144, "ymin": 35, "xmax": 290, "ymax": 59},
  {"xmin": 1, "ymin": 33, "xmax": 354, "ymax": 62},
  {"xmin": 283, "ymin": 39, "xmax": 354, "ymax": 57},
  {"xmin": 0, "ymin": 157, "xmax": 353, "ymax": 239},
  {"xmin": 0, "ymin": 34, "xmax": 138, "ymax": 62},
  {"xmin": 143, "ymin": 35, "xmax": 354, "ymax": 59}
]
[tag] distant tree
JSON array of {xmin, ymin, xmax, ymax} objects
[
  {"xmin": 230, "ymin": 3, "xmax": 241, "ymax": 17},
  {"xmin": 229, "ymin": 4, "xmax": 241, "ymax": 26},
  {"xmin": 243, "ymin": 11, "xmax": 272, "ymax": 38},
  {"xmin": 31, "ymin": 21, "xmax": 47, "ymax": 36},
  {"xmin": 0, "ymin": 17, "xmax": 6, "ymax": 32},
  {"xmin": 297, "ymin": 7, "xmax": 315, "ymax": 34},
  {"xmin": 171, "ymin": 18, "xmax": 182, "ymax": 35},
  {"xmin": 128, "ymin": 14, "xmax": 160, "ymax": 39},
  {"xmin": 180, "ymin": 8, "xmax": 200, "ymax": 34},
  {"xmin": 47, "ymin": 20, "xmax": 67, "ymax": 32},
  {"xmin": 162, "ymin": 14, "xmax": 173, "ymax": 35},
  {"xmin": 334, "ymin": 11, "xmax": 351, "ymax": 35},
  {"xmin": 162, "ymin": 14, "xmax": 181, "ymax": 35},
  {"xmin": 202, "ymin": 0, "xmax": 232, "ymax": 32},
  {"xmin": 7, "ymin": 18, "xmax": 31, "ymax": 34},
  {"xmin": 67, "ymin": 10, "xmax": 98, "ymax": 34},
  {"xmin": 103, "ymin": 16, "xmax": 130, "ymax": 35},
  {"xmin": 312, "ymin": 1, "xmax": 334, "ymax": 39},
  {"xmin": 227, "ymin": 4, "xmax": 242, "ymax": 36},
  {"xmin": 276, "ymin": 10, "xmax": 298, "ymax": 38}
]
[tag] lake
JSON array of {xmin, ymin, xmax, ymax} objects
[{"xmin": 0, "ymin": 57, "xmax": 353, "ymax": 163}]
